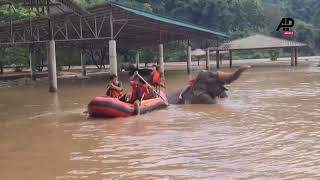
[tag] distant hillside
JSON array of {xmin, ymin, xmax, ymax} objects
[{"xmin": 86, "ymin": 0, "xmax": 319, "ymax": 55}]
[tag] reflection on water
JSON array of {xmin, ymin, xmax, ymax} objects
[{"xmin": 1, "ymin": 66, "xmax": 320, "ymax": 179}]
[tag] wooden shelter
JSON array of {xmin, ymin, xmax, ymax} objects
[
  {"xmin": 216, "ymin": 34, "xmax": 307, "ymax": 68},
  {"xmin": 0, "ymin": 0, "xmax": 228, "ymax": 92},
  {"xmin": 0, "ymin": 1, "xmax": 228, "ymax": 48}
]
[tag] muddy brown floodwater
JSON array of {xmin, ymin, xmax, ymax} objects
[{"xmin": 1, "ymin": 66, "xmax": 320, "ymax": 180}]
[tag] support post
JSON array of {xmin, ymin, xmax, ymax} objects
[
  {"xmin": 136, "ymin": 51, "xmax": 140, "ymax": 69},
  {"xmin": 294, "ymin": 47, "xmax": 298, "ymax": 66},
  {"xmin": 46, "ymin": 0, "xmax": 57, "ymax": 92},
  {"xmin": 109, "ymin": 6, "xmax": 117, "ymax": 75},
  {"xmin": 187, "ymin": 43, "xmax": 191, "ymax": 74},
  {"xmin": 159, "ymin": 43, "xmax": 164, "ymax": 74},
  {"xmin": 291, "ymin": 48, "xmax": 294, "ymax": 66},
  {"xmin": 109, "ymin": 40, "xmax": 117, "ymax": 76},
  {"xmin": 48, "ymin": 40, "xmax": 57, "ymax": 92},
  {"xmin": 80, "ymin": 50, "xmax": 86, "ymax": 76},
  {"xmin": 229, "ymin": 50, "xmax": 233, "ymax": 68},
  {"xmin": 110, "ymin": 9, "xmax": 114, "ymax": 39},
  {"xmin": 29, "ymin": 47, "xmax": 36, "ymax": 80},
  {"xmin": 206, "ymin": 48, "xmax": 210, "ymax": 70},
  {"xmin": 216, "ymin": 50, "xmax": 220, "ymax": 69}
]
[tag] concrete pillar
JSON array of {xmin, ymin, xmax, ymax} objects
[
  {"xmin": 294, "ymin": 48, "xmax": 298, "ymax": 66},
  {"xmin": 206, "ymin": 48, "xmax": 210, "ymax": 70},
  {"xmin": 187, "ymin": 45, "xmax": 191, "ymax": 74},
  {"xmin": 291, "ymin": 48, "xmax": 294, "ymax": 66},
  {"xmin": 29, "ymin": 48, "xmax": 36, "ymax": 80},
  {"xmin": 48, "ymin": 40, "xmax": 57, "ymax": 92},
  {"xmin": 80, "ymin": 50, "xmax": 86, "ymax": 76},
  {"xmin": 159, "ymin": 44, "xmax": 164, "ymax": 74},
  {"xmin": 136, "ymin": 51, "xmax": 140, "ymax": 69},
  {"xmin": 109, "ymin": 40, "xmax": 117, "ymax": 76},
  {"xmin": 229, "ymin": 50, "xmax": 233, "ymax": 68},
  {"xmin": 216, "ymin": 50, "xmax": 220, "ymax": 69}
]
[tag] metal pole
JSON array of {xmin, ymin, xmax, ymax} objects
[
  {"xmin": 136, "ymin": 72, "xmax": 168, "ymax": 106},
  {"xmin": 229, "ymin": 50, "xmax": 233, "ymax": 68},
  {"xmin": 291, "ymin": 48, "xmax": 294, "ymax": 66},
  {"xmin": 110, "ymin": 7, "xmax": 114, "ymax": 39},
  {"xmin": 80, "ymin": 49, "xmax": 86, "ymax": 76},
  {"xmin": 9, "ymin": 4, "xmax": 13, "ymax": 43},
  {"xmin": 94, "ymin": 16, "xmax": 98, "ymax": 38},
  {"xmin": 136, "ymin": 51, "xmax": 140, "ymax": 69},
  {"xmin": 159, "ymin": 43, "xmax": 164, "ymax": 74},
  {"xmin": 187, "ymin": 41, "xmax": 191, "ymax": 74},
  {"xmin": 216, "ymin": 50, "xmax": 220, "ymax": 69},
  {"xmin": 47, "ymin": 0, "xmax": 52, "ymax": 40},
  {"xmin": 206, "ymin": 48, "xmax": 210, "ymax": 70},
  {"xmin": 294, "ymin": 48, "xmax": 298, "ymax": 66},
  {"xmin": 29, "ymin": 47, "xmax": 35, "ymax": 80}
]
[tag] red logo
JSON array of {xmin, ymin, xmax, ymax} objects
[{"xmin": 282, "ymin": 31, "xmax": 295, "ymax": 36}]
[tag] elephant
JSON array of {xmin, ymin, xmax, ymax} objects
[{"xmin": 168, "ymin": 65, "xmax": 251, "ymax": 104}]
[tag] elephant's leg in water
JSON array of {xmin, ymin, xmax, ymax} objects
[{"xmin": 217, "ymin": 65, "xmax": 251, "ymax": 84}]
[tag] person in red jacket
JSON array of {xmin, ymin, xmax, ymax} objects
[{"xmin": 129, "ymin": 77, "xmax": 150, "ymax": 115}]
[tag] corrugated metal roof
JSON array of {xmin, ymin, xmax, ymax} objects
[
  {"xmin": 112, "ymin": 3, "xmax": 229, "ymax": 38},
  {"xmin": 219, "ymin": 34, "xmax": 307, "ymax": 50},
  {"xmin": 0, "ymin": 1, "xmax": 227, "ymax": 48}
]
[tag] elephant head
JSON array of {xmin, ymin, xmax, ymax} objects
[
  {"xmin": 169, "ymin": 65, "xmax": 250, "ymax": 104},
  {"xmin": 193, "ymin": 71, "xmax": 228, "ymax": 98},
  {"xmin": 180, "ymin": 71, "xmax": 227, "ymax": 104}
]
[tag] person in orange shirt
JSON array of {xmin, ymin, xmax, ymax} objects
[
  {"xmin": 106, "ymin": 74, "xmax": 124, "ymax": 100},
  {"xmin": 151, "ymin": 65, "xmax": 165, "ymax": 92}
]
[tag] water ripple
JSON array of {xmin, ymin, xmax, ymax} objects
[{"xmin": 53, "ymin": 68, "xmax": 320, "ymax": 179}]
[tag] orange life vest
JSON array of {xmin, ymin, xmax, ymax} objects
[
  {"xmin": 151, "ymin": 70, "xmax": 161, "ymax": 85},
  {"xmin": 106, "ymin": 82, "xmax": 122, "ymax": 99}
]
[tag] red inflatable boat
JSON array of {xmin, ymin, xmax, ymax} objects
[{"xmin": 88, "ymin": 91, "xmax": 168, "ymax": 118}]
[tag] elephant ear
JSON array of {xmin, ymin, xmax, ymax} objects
[
  {"xmin": 190, "ymin": 72, "xmax": 213, "ymax": 96},
  {"xmin": 192, "ymin": 71, "xmax": 229, "ymax": 98},
  {"xmin": 208, "ymin": 84, "xmax": 228, "ymax": 98}
]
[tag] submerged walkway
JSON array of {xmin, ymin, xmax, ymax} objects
[{"xmin": 1, "ymin": 56, "xmax": 319, "ymax": 81}]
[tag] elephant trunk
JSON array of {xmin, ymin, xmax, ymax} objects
[{"xmin": 217, "ymin": 65, "xmax": 251, "ymax": 84}]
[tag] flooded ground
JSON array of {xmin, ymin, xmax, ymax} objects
[{"xmin": 1, "ymin": 65, "xmax": 320, "ymax": 179}]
